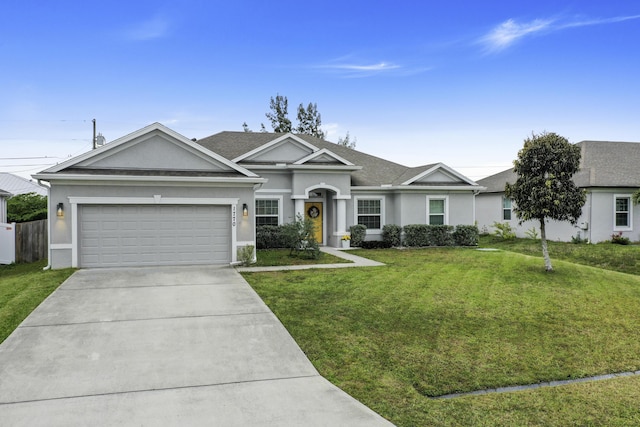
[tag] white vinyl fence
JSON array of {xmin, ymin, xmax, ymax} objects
[{"xmin": 0, "ymin": 222, "xmax": 16, "ymax": 264}]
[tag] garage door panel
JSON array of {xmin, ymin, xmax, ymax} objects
[{"xmin": 79, "ymin": 205, "xmax": 231, "ymax": 268}]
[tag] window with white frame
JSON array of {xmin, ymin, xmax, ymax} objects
[
  {"xmin": 427, "ymin": 197, "xmax": 447, "ymax": 225},
  {"xmin": 502, "ymin": 197, "xmax": 512, "ymax": 221},
  {"xmin": 614, "ymin": 195, "xmax": 632, "ymax": 229},
  {"xmin": 255, "ymin": 199, "xmax": 279, "ymax": 226},
  {"xmin": 356, "ymin": 198, "xmax": 383, "ymax": 230}
]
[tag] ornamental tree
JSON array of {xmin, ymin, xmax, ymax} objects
[{"xmin": 505, "ymin": 132, "xmax": 586, "ymax": 271}]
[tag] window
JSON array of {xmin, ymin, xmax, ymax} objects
[
  {"xmin": 357, "ymin": 199, "xmax": 382, "ymax": 229},
  {"xmin": 255, "ymin": 199, "xmax": 279, "ymax": 226},
  {"xmin": 614, "ymin": 195, "xmax": 632, "ymax": 229},
  {"xmin": 503, "ymin": 197, "xmax": 512, "ymax": 221},
  {"xmin": 427, "ymin": 197, "xmax": 447, "ymax": 225}
]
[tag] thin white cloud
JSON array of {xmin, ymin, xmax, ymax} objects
[
  {"xmin": 313, "ymin": 59, "xmax": 431, "ymax": 78},
  {"xmin": 123, "ymin": 15, "xmax": 170, "ymax": 41},
  {"xmin": 479, "ymin": 18, "xmax": 553, "ymax": 53},
  {"xmin": 330, "ymin": 62, "xmax": 401, "ymax": 72},
  {"xmin": 479, "ymin": 14, "xmax": 640, "ymax": 54}
]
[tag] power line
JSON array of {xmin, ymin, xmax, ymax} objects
[{"xmin": 0, "ymin": 156, "xmax": 66, "ymax": 160}]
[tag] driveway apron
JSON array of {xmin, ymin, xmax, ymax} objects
[{"xmin": 0, "ymin": 266, "xmax": 393, "ymax": 426}]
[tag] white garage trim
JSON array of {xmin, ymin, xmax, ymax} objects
[{"xmin": 68, "ymin": 196, "xmax": 239, "ymax": 268}]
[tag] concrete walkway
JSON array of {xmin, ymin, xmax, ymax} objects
[
  {"xmin": 236, "ymin": 246, "xmax": 385, "ymax": 272},
  {"xmin": 0, "ymin": 265, "xmax": 393, "ymax": 426}
]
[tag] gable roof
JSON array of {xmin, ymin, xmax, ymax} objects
[
  {"xmin": 478, "ymin": 140, "xmax": 640, "ymax": 193},
  {"xmin": 0, "ymin": 173, "xmax": 48, "ymax": 196},
  {"xmin": 34, "ymin": 123, "xmax": 262, "ymax": 182},
  {"xmin": 196, "ymin": 132, "xmax": 481, "ymax": 188}
]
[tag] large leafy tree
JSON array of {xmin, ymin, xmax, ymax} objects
[
  {"xmin": 505, "ymin": 132, "xmax": 586, "ymax": 271},
  {"xmin": 7, "ymin": 192, "xmax": 48, "ymax": 223}
]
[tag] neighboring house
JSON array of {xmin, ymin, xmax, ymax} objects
[
  {"xmin": 0, "ymin": 188, "xmax": 11, "ymax": 223},
  {"xmin": 0, "ymin": 172, "xmax": 49, "ymax": 197},
  {"xmin": 476, "ymin": 140, "xmax": 640, "ymax": 243},
  {"xmin": 34, "ymin": 123, "xmax": 483, "ymax": 269}
]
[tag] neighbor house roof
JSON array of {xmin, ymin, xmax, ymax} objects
[
  {"xmin": 196, "ymin": 131, "xmax": 480, "ymax": 188},
  {"xmin": 478, "ymin": 140, "xmax": 640, "ymax": 193},
  {"xmin": 0, "ymin": 173, "xmax": 48, "ymax": 196}
]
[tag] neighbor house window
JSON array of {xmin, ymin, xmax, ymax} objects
[
  {"xmin": 427, "ymin": 197, "xmax": 448, "ymax": 225},
  {"xmin": 356, "ymin": 198, "xmax": 382, "ymax": 230},
  {"xmin": 255, "ymin": 199, "xmax": 279, "ymax": 226},
  {"xmin": 503, "ymin": 197, "xmax": 512, "ymax": 221},
  {"xmin": 614, "ymin": 195, "xmax": 632, "ymax": 230}
]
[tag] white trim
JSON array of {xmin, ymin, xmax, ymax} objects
[
  {"xmin": 68, "ymin": 196, "xmax": 239, "ymax": 205},
  {"xmin": 255, "ymin": 188, "xmax": 292, "ymax": 193},
  {"xmin": 613, "ymin": 194, "xmax": 633, "ymax": 231},
  {"xmin": 353, "ymin": 195, "xmax": 385, "ymax": 234},
  {"xmin": 232, "ymin": 133, "xmax": 319, "ymax": 162},
  {"xmin": 427, "ymin": 195, "xmax": 449, "ymax": 225},
  {"xmin": 502, "ymin": 197, "xmax": 513, "ymax": 221},
  {"xmin": 401, "ymin": 163, "xmax": 478, "ymax": 186},
  {"xmin": 351, "ymin": 185, "xmax": 484, "ymax": 191},
  {"xmin": 50, "ymin": 243, "xmax": 73, "ymax": 250},
  {"xmin": 255, "ymin": 195, "xmax": 284, "ymax": 225},
  {"xmin": 33, "ymin": 173, "xmax": 266, "ymax": 185},
  {"xmin": 293, "ymin": 148, "xmax": 355, "ymax": 166}
]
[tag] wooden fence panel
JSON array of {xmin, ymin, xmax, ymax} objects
[{"xmin": 15, "ymin": 219, "xmax": 48, "ymax": 263}]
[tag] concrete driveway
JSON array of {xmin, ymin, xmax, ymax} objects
[{"xmin": 0, "ymin": 266, "xmax": 393, "ymax": 426}]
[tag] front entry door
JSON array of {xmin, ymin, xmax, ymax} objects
[{"xmin": 304, "ymin": 202, "xmax": 323, "ymax": 244}]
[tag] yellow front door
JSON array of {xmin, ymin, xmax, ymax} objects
[{"xmin": 304, "ymin": 202, "xmax": 323, "ymax": 244}]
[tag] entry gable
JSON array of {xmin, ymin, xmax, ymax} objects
[
  {"xmin": 293, "ymin": 148, "xmax": 355, "ymax": 166},
  {"xmin": 40, "ymin": 123, "xmax": 258, "ymax": 178},
  {"xmin": 401, "ymin": 163, "xmax": 478, "ymax": 186},
  {"xmin": 233, "ymin": 133, "xmax": 318, "ymax": 163}
]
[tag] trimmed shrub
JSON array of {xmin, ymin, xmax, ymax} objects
[
  {"xmin": 349, "ymin": 224, "xmax": 367, "ymax": 247},
  {"xmin": 382, "ymin": 224, "xmax": 402, "ymax": 247},
  {"xmin": 403, "ymin": 224, "xmax": 430, "ymax": 247},
  {"xmin": 453, "ymin": 225, "xmax": 479, "ymax": 246},
  {"xmin": 427, "ymin": 225, "xmax": 455, "ymax": 246},
  {"xmin": 256, "ymin": 225, "xmax": 289, "ymax": 249},
  {"xmin": 360, "ymin": 240, "xmax": 392, "ymax": 249}
]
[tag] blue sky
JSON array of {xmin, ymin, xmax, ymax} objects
[{"xmin": 2, "ymin": 1, "xmax": 639, "ymax": 181}]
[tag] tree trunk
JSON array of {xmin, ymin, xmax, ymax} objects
[{"xmin": 539, "ymin": 218, "xmax": 553, "ymax": 271}]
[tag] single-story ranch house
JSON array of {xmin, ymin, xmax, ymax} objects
[
  {"xmin": 34, "ymin": 123, "xmax": 484, "ymax": 269},
  {"xmin": 476, "ymin": 140, "xmax": 640, "ymax": 243}
]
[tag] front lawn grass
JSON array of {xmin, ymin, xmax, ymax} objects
[
  {"xmin": 252, "ymin": 248, "xmax": 351, "ymax": 267},
  {"xmin": 479, "ymin": 235, "xmax": 640, "ymax": 275},
  {"xmin": 0, "ymin": 260, "xmax": 75, "ymax": 344},
  {"xmin": 242, "ymin": 248, "xmax": 640, "ymax": 426}
]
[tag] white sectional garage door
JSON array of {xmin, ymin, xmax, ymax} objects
[{"xmin": 79, "ymin": 205, "xmax": 231, "ymax": 268}]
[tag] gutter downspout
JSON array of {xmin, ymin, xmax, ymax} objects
[{"xmin": 38, "ymin": 179, "xmax": 52, "ymax": 270}]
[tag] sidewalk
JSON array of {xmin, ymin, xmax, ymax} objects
[{"xmin": 236, "ymin": 247, "xmax": 385, "ymax": 272}]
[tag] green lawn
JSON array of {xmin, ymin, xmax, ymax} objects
[
  {"xmin": 242, "ymin": 247, "xmax": 640, "ymax": 426},
  {"xmin": 0, "ymin": 260, "xmax": 75, "ymax": 344},
  {"xmin": 479, "ymin": 235, "xmax": 640, "ymax": 275},
  {"xmin": 253, "ymin": 248, "xmax": 351, "ymax": 267}
]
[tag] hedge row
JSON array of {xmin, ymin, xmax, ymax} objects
[
  {"xmin": 257, "ymin": 223, "xmax": 479, "ymax": 249},
  {"xmin": 402, "ymin": 224, "xmax": 478, "ymax": 247}
]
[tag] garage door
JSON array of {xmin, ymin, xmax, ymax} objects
[{"xmin": 79, "ymin": 205, "xmax": 231, "ymax": 268}]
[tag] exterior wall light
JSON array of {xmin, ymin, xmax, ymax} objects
[
  {"xmin": 56, "ymin": 203, "xmax": 64, "ymax": 218},
  {"xmin": 242, "ymin": 203, "xmax": 248, "ymax": 217}
]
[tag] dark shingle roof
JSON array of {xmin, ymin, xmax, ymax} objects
[
  {"xmin": 478, "ymin": 140, "xmax": 640, "ymax": 193},
  {"xmin": 196, "ymin": 132, "xmax": 452, "ymax": 187}
]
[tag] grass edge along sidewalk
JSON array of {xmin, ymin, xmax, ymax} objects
[{"xmin": 0, "ymin": 260, "xmax": 75, "ymax": 344}]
